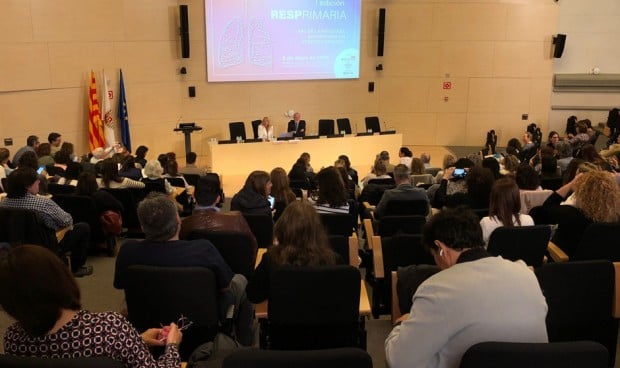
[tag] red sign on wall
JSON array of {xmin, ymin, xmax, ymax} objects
[
  {"xmin": 443, "ymin": 82, "xmax": 452, "ymax": 90},
  {"xmin": 107, "ymin": 90, "xmax": 114, "ymax": 99}
]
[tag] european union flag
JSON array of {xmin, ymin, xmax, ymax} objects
[{"xmin": 118, "ymin": 69, "xmax": 132, "ymax": 152}]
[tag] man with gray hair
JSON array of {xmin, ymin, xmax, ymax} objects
[
  {"xmin": 374, "ymin": 164, "xmax": 429, "ymax": 219},
  {"xmin": 114, "ymin": 192, "xmax": 255, "ymax": 345}
]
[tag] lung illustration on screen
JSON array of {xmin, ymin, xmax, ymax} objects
[{"xmin": 207, "ymin": 0, "xmax": 361, "ymax": 82}]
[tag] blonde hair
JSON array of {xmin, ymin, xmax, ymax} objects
[{"xmin": 574, "ymin": 171, "xmax": 620, "ymax": 223}]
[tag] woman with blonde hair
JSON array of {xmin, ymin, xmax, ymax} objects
[
  {"xmin": 246, "ymin": 201, "xmax": 338, "ymax": 303},
  {"xmin": 542, "ymin": 170, "xmax": 620, "ymax": 257},
  {"xmin": 480, "ymin": 178, "xmax": 534, "ymax": 245}
]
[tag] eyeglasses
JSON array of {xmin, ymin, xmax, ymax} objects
[{"xmin": 158, "ymin": 314, "xmax": 194, "ymax": 341}]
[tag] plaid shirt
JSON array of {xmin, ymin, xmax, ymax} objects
[{"xmin": 0, "ymin": 193, "xmax": 72, "ymax": 230}]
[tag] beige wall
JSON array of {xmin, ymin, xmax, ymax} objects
[{"xmin": 0, "ymin": 0, "xmax": 559, "ymax": 160}]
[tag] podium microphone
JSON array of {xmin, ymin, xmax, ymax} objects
[
  {"xmin": 355, "ymin": 122, "xmax": 358, "ymax": 134},
  {"xmin": 175, "ymin": 116, "xmax": 183, "ymax": 127},
  {"xmin": 383, "ymin": 121, "xmax": 387, "ymax": 131}
]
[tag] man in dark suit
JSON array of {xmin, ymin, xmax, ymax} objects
[
  {"xmin": 374, "ymin": 164, "xmax": 429, "ymax": 219},
  {"xmin": 287, "ymin": 112, "xmax": 306, "ymax": 137}
]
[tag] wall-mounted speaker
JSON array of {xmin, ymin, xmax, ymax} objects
[
  {"xmin": 553, "ymin": 34, "xmax": 566, "ymax": 58},
  {"xmin": 377, "ymin": 8, "xmax": 386, "ymax": 57},
  {"xmin": 180, "ymin": 5, "xmax": 190, "ymax": 58}
]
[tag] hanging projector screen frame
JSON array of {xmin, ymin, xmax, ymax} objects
[{"xmin": 205, "ymin": 0, "xmax": 362, "ymax": 82}]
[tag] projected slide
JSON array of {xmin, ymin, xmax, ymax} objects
[{"xmin": 205, "ymin": 0, "xmax": 361, "ymax": 82}]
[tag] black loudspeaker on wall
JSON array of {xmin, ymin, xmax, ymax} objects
[
  {"xmin": 377, "ymin": 8, "xmax": 386, "ymax": 57},
  {"xmin": 553, "ymin": 34, "xmax": 566, "ymax": 58},
  {"xmin": 180, "ymin": 5, "xmax": 190, "ymax": 58}
]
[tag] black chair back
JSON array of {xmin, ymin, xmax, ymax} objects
[
  {"xmin": 251, "ymin": 119, "xmax": 262, "ymax": 139},
  {"xmin": 318, "ymin": 119, "xmax": 335, "ymax": 136},
  {"xmin": 0, "ymin": 355, "xmax": 125, "ymax": 368},
  {"xmin": 243, "ymin": 213, "xmax": 274, "ymax": 248},
  {"xmin": 535, "ymin": 260, "xmax": 617, "ymax": 365},
  {"xmin": 377, "ymin": 215, "xmax": 426, "ymax": 237},
  {"xmin": 47, "ymin": 183, "xmax": 76, "ymax": 195},
  {"xmin": 459, "ymin": 341, "xmax": 608, "ymax": 368},
  {"xmin": 183, "ymin": 173, "xmax": 201, "ymax": 187},
  {"xmin": 358, "ymin": 181, "xmax": 396, "ymax": 205},
  {"xmin": 124, "ymin": 265, "xmax": 220, "ymax": 360},
  {"xmin": 229, "ymin": 122, "xmax": 247, "ymax": 141},
  {"xmin": 540, "ymin": 177, "xmax": 563, "ymax": 191},
  {"xmin": 141, "ymin": 178, "xmax": 166, "ymax": 194},
  {"xmin": 45, "ymin": 164, "xmax": 65, "ymax": 177},
  {"xmin": 267, "ymin": 265, "xmax": 362, "ymax": 350},
  {"xmin": 328, "ymin": 235, "xmax": 351, "ymax": 265},
  {"xmin": 320, "ymin": 213, "xmax": 354, "ymax": 236},
  {"xmin": 0, "ymin": 208, "xmax": 59, "ymax": 252},
  {"xmin": 100, "ymin": 188, "xmax": 142, "ymax": 234},
  {"xmin": 487, "ymin": 225, "xmax": 551, "ymax": 267},
  {"xmin": 52, "ymin": 194, "xmax": 106, "ymax": 243},
  {"xmin": 372, "ymin": 234, "xmax": 435, "ymax": 318},
  {"xmin": 186, "ymin": 231, "xmax": 255, "ymax": 279},
  {"xmin": 385, "ymin": 199, "xmax": 428, "ymax": 216},
  {"xmin": 166, "ymin": 177, "xmax": 186, "ymax": 187},
  {"xmin": 364, "ymin": 116, "xmax": 381, "ymax": 133},
  {"xmin": 222, "ymin": 348, "xmax": 372, "ymax": 368},
  {"xmin": 573, "ymin": 222, "xmax": 620, "ymax": 262},
  {"xmin": 336, "ymin": 118, "xmax": 352, "ymax": 135}
]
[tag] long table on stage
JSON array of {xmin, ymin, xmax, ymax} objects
[{"xmin": 207, "ymin": 134, "xmax": 403, "ymax": 194}]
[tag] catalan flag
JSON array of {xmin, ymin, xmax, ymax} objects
[
  {"xmin": 88, "ymin": 71, "xmax": 106, "ymax": 151},
  {"xmin": 118, "ymin": 69, "xmax": 131, "ymax": 152}
]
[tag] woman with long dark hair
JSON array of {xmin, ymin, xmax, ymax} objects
[
  {"xmin": 480, "ymin": 178, "xmax": 534, "ymax": 245},
  {"xmin": 270, "ymin": 167, "xmax": 296, "ymax": 221},
  {"xmin": 246, "ymin": 201, "xmax": 338, "ymax": 303},
  {"xmin": 230, "ymin": 170, "xmax": 272, "ymax": 215}
]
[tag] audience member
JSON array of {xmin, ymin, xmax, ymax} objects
[
  {"xmin": 338, "ymin": 154, "xmax": 358, "ymax": 185},
  {"xmin": 134, "ymin": 145, "xmax": 148, "ymax": 168},
  {"xmin": 578, "ymin": 144, "xmax": 613, "ymax": 171},
  {"xmin": 179, "ymin": 151, "xmax": 207, "ymax": 176},
  {"xmin": 379, "ymin": 150, "xmax": 395, "ymax": 173},
  {"xmin": 180, "ymin": 175, "xmax": 257, "ymax": 262},
  {"xmin": 556, "ymin": 140, "xmax": 573, "ymax": 174},
  {"xmin": 398, "ymin": 147, "xmax": 413, "ymax": 169},
  {"xmin": 410, "ymin": 158, "xmax": 426, "ymax": 175},
  {"xmin": 542, "ymin": 170, "xmax": 620, "ymax": 257},
  {"xmin": 480, "ymin": 178, "xmax": 534, "ymax": 245},
  {"xmin": 12, "ymin": 135, "xmax": 39, "ymax": 167},
  {"xmin": 385, "ymin": 207, "xmax": 548, "ymax": 368},
  {"xmin": 567, "ymin": 120, "xmax": 590, "ymax": 152},
  {"xmin": 230, "ymin": 171, "xmax": 272, "ymax": 216},
  {"xmin": 374, "ymin": 164, "xmax": 428, "ymax": 219},
  {"xmin": 60, "ymin": 142, "xmax": 77, "ymax": 162},
  {"xmin": 0, "ymin": 148, "xmax": 11, "ymax": 190},
  {"xmin": 118, "ymin": 155, "xmax": 142, "ymax": 180},
  {"xmin": 142, "ymin": 160, "xmax": 174, "ymax": 195},
  {"xmin": 270, "ymin": 167, "xmax": 296, "ymax": 221},
  {"xmin": 309, "ymin": 167, "xmax": 350, "ymax": 215},
  {"xmin": 431, "ymin": 158, "xmax": 475, "ymax": 209},
  {"xmin": 0, "ymin": 245, "xmax": 182, "ymax": 367},
  {"xmin": 0, "ymin": 168, "xmax": 92, "ymax": 277},
  {"xmin": 515, "ymin": 164, "xmax": 540, "ymax": 190},
  {"xmin": 115, "ymin": 193, "xmax": 255, "ymax": 346},
  {"xmin": 164, "ymin": 160, "xmax": 189, "ymax": 189},
  {"xmin": 247, "ymin": 201, "xmax": 338, "ymax": 303},
  {"xmin": 362, "ymin": 159, "xmax": 391, "ymax": 187},
  {"xmin": 36, "ymin": 143, "xmax": 54, "ymax": 167},
  {"xmin": 420, "ymin": 152, "xmax": 432, "ymax": 169},
  {"xmin": 89, "ymin": 146, "xmax": 113, "ymax": 164},
  {"xmin": 565, "ymin": 115, "xmax": 578, "ymax": 137},
  {"xmin": 546, "ymin": 131, "xmax": 560, "ymax": 155},
  {"xmin": 98, "ymin": 159, "xmax": 145, "ymax": 190},
  {"xmin": 48, "ymin": 132, "xmax": 62, "ymax": 155},
  {"xmin": 482, "ymin": 157, "xmax": 501, "ymax": 180},
  {"xmin": 76, "ymin": 171, "xmax": 124, "ymax": 216}
]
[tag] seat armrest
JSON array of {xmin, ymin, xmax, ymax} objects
[
  {"xmin": 547, "ymin": 241, "xmax": 569, "ymax": 262},
  {"xmin": 363, "ymin": 201, "xmax": 375, "ymax": 220},
  {"xmin": 348, "ymin": 235, "xmax": 360, "ymax": 268},
  {"xmin": 614, "ymin": 263, "xmax": 620, "ymax": 318},
  {"xmin": 363, "ymin": 219, "xmax": 375, "ymax": 250},
  {"xmin": 372, "ymin": 235, "xmax": 384, "ymax": 279},
  {"xmin": 391, "ymin": 271, "xmax": 401, "ymax": 325}
]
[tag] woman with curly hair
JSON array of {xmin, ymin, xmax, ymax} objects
[{"xmin": 542, "ymin": 170, "xmax": 620, "ymax": 257}]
